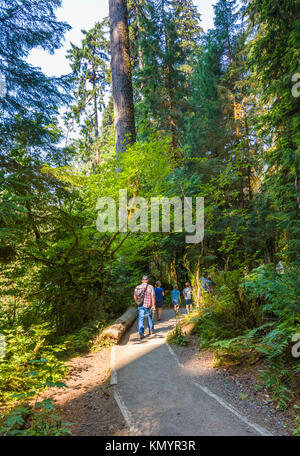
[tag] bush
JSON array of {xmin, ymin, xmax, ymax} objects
[
  {"xmin": 167, "ymin": 322, "xmax": 189, "ymax": 347},
  {"xmin": 191, "ymin": 264, "xmax": 300, "ymax": 409},
  {"xmin": 0, "ymin": 324, "xmax": 67, "ymax": 404},
  {"xmin": 0, "ymin": 399, "xmax": 72, "ymax": 436}
]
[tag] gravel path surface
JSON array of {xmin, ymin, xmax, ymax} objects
[
  {"xmin": 39, "ymin": 308, "xmax": 293, "ymax": 436},
  {"xmin": 171, "ymin": 337, "xmax": 292, "ymax": 436},
  {"xmin": 111, "ymin": 309, "xmax": 289, "ymax": 436}
]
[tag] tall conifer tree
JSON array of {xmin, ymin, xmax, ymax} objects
[
  {"xmin": 67, "ymin": 20, "xmax": 110, "ymax": 165},
  {"xmin": 0, "ymin": 0, "xmax": 71, "ymax": 165}
]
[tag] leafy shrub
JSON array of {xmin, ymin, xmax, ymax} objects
[
  {"xmin": 58, "ymin": 320, "xmax": 105, "ymax": 355},
  {"xmin": 192, "ymin": 264, "xmax": 300, "ymax": 409},
  {"xmin": 167, "ymin": 322, "xmax": 189, "ymax": 346},
  {"xmin": 0, "ymin": 399, "xmax": 72, "ymax": 436},
  {"xmin": 0, "ymin": 324, "xmax": 67, "ymax": 404},
  {"xmin": 294, "ymin": 411, "xmax": 300, "ymax": 436},
  {"xmin": 193, "ymin": 270, "xmax": 258, "ymax": 348}
]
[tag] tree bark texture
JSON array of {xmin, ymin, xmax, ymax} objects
[{"xmin": 109, "ymin": 0, "xmax": 136, "ymax": 154}]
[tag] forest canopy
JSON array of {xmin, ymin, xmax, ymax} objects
[{"xmin": 0, "ymin": 0, "xmax": 299, "ymax": 436}]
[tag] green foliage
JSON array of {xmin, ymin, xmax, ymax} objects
[
  {"xmin": 129, "ymin": 0, "xmax": 202, "ymax": 148},
  {"xmin": 66, "ymin": 19, "xmax": 110, "ymax": 165},
  {"xmin": 246, "ymin": 0, "xmax": 300, "ymax": 264},
  {"xmin": 0, "ymin": 0, "xmax": 72, "ymax": 165},
  {"xmin": 193, "ymin": 270, "xmax": 258, "ymax": 348},
  {"xmin": 58, "ymin": 321, "xmax": 106, "ymax": 355},
  {"xmin": 167, "ymin": 322, "xmax": 189, "ymax": 346},
  {"xmin": 192, "ymin": 265, "xmax": 299, "ymax": 409},
  {"xmin": 243, "ymin": 264, "xmax": 299, "ymax": 317},
  {"xmin": 1, "ymin": 0, "xmax": 299, "ymax": 436},
  {"xmin": 294, "ymin": 410, "xmax": 300, "ymax": 436},
  {"xmin": 242, "ymin": 265, "xmax": 299, "ymax": 409},
  {"xmin": 0, "ymin": 399, "xmax": 72, "ymax": 436},
  {"xmin": 0, "ymin": 324, "xmax": 67, "ymax": 404},
  {"xmin": 0, "ymin": 406, "xmax": 30, "ymax": 435}
]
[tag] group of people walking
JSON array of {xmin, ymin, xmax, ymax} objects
[{"xmin": 133, "ymin": 276, "xmax": 194, "ymax": 340}]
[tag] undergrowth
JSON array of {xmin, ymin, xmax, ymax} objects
[
  {"xmin": 0, "ymin": 317, "xmax": 115, "ymax": 435},
  {"xmin": 167, "ymin": 321, "xmax": 189, "ymax": 347},
  {"xmin": 191, "ymin": 264, "xmax": 299, "ymax": 429},
  {"xmin": 0, "ymin": 398, "xmax": 73, "ymax": 436}
]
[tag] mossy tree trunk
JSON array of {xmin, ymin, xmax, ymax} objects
[{"xmin": 109, "ymin": 0, "xmax": 136, "ymax": 154}]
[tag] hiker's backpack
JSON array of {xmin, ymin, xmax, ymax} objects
[{"xmin": 136, "ymin": 284, "xmax": 149, "ymax": 306}]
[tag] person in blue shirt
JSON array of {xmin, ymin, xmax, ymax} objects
[
  {"xmin": 171, "ymin": 284, "xmax": 181, "ymax": 316},
  {"xmin": 200, "ymin": 275, "xmax": 213, "ymax": 292},
  {"xmin": 154, "ymin": 281, "xmax": 164, "ymax": 321}
]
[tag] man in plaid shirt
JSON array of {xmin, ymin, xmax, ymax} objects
[{"xmin": 134, "ymin": 275, "xmax": 155, "ymax": 339}]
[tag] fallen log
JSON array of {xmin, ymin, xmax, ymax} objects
[{"xmin": 97, "ymin": 306, "xmax": 137, "ymax": 344}]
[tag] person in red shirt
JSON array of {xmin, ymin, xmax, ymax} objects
[{"xmin": 134, "ymin": 276, "xmax": 155, "ymax": 339}]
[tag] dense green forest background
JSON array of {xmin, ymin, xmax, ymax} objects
[{"xmin": 0, "ymin": 0, "xmax": 299, "ymax": 435}]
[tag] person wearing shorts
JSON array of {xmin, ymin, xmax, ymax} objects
[
  {"xmin": 183, "ymin": 282, "xmax": 193, "ymax": 314},
  {"xmin": 154, "ymin": 281, "xmax": 164, "ymax": 321},
  {"xmin": 171, "ymin": 285, "xmax": 181, "ymax": 316}
]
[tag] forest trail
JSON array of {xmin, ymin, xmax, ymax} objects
[{"xmin": 111, "ymin": 309, "xmax": 273, "ymax": 436}]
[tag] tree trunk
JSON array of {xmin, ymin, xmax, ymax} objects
[
  {"xmin": 109, "ymin": 0, "xmax": 136, "ymax": 154},
  {"xmin": 92, "ymin": 64, "xmax": 100, "ymax": 165}
]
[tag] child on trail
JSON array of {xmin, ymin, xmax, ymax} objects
[
  {"xmin": 171, "ymin": 284, "xmax": 181, "ymax": 316},
  {"xmin": 183, "ymin": 282, "xmax": 193, "ymax": 314},
  {"xmin": 154, "ymin": 281, "xmax": 164, "ymax": 321}
]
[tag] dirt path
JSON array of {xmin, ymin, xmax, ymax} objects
[
  {"xmin": 39, "ymin": 347, "xmax": 129, "ymax": 435},
  {"xmin": 42, "ymin": 308, "xmax": 291, "ymax": 436}
]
